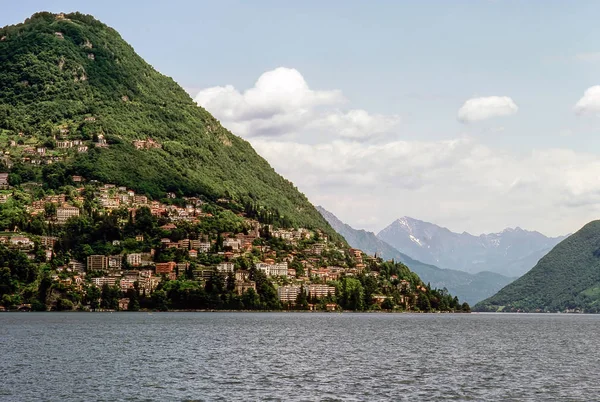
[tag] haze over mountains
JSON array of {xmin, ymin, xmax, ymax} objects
[
  {"xmin": 377, "ymin": 217, "xmax": 567, "ymax": 277},
  {"xmin": 317, "ymin": 206, "xmax": 514, "ymax": 304}
]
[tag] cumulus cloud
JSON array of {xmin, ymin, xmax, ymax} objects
[
  {"xmin": 251, "ymin": 137, "xmax": 600, "ymax": 236},
  {"xmin": 307, "ymin": 109, "xmax": 401, "ymax": 140},
  {"xmin": 457, "ymin": 96, "xmax": 518, "ymax": 123},
  {"xmin": 194, "ymin": 68, "xmax": 597, "ymax": 236},
  {"xmin": 574, "ymin": 85, "xmax": 600, "ymax": 115},
  {"xmin": 194, "ymin": 67, "xmax": 399, "ymax": 140}
]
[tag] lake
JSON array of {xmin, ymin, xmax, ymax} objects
[{"xmin": 1, "ymin": 312, "xmax": 599, "ymax": 401}]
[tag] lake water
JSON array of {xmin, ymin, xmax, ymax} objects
[{"xmin": 1, "ymin": 312, "xmax": 599, "ymax": 401}]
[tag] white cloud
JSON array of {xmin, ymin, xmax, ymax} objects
[
  {"xmin": 457, "ymin": 96, "xmax": 518, "ymax": 123},
  {"xmin": 194, "ymin": 67, "xmax": 598, "ymax": 237},
  {"xmin": 194, "ymin": 67, "xmax": 399, "ymax": 140},
  {"xmin": 250, "ymin": 137, "xmax": 600, "ymax": 236},
  {"xmin": 575, "ymin": 52, "xmax": 600, "ymax": 63},
  {"xmin": 307, "ymin": 109, "xmax": 401, "ymax": 140},
  {"xmin": 574, "ymin": 85, "xmax": 600, "ymax": 115}
]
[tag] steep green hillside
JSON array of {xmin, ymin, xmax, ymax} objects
[
  {"xmin": 473, "ymin": 221, "xmax": 600, "ymax": 312},
  {"xmin": 0, "ymin": 12, "xmax": 340, "ymax": 239},
  {"xmin": 317, "ymin": 206, "xmax": 514, "ymax": 304}
]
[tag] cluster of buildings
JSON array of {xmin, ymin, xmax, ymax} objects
[
  {"xmin": 94, "ymin": 184, "xmax": 206, "ymax": 223},
  {"xmin": 1, "ymin": 119, "xmax": 166, "ymax": 169},
  {"xmin": 0, "ymin": 173, "xmax": 389, "ymax": 310},
  {"xmin": 45, "ymin": 217, "xmax": 369, "ymax": 307},
  {"xmin": 1, "ymin": 124, "xmax": 111, "ymax": 166},
  {"xmin": 21, "ymin": 182, "xmax": 210, "ymax": 226}
]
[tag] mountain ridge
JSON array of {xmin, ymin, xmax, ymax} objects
[
  {"xmin": 317, "ymin": 206, "xmax": 514, "ymax": 304},
  {"xmin": 474, "ymin": 220, "xmax": 600, "ymax": 312},
  {"xmin": 377, "ymin": 216, "xmax": 567, "ymax": 277}
]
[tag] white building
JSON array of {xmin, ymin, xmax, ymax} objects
[
  {"xmin": 56, "ymin": 205, "xmax": 80, "ymax": 223},
  {"xmin": 127, "ymin": 253, "xmax": 142, "ymax": 267},
  {"xmin": 223, "ymin": 238, "xmax": 241, "ymax": 251},
  {"xmin": 108, "ymin": 255, "xmax": 122, "ymax": 269},
  {"xmin": 190, "ymin": 240, "xmax": 211, "ymax": 253},
  {"xmin": 272, "ymin": 230, "xmax": 293, "ymax": 241},
  {"xmin": 256, "ymin": 261, "xmax": 288, "ymax": 277},
  {"xmin": 91, "ymin": 277, "xmax": 117, "ymax": 287},
  {"xmin": 305, "ymin": 284, "xmax": 336, "ymax": 299},
  {"xmin": 277, "ymin": 285, "xmax": 301, "ymax": 303},
  {"xmin": 216, "ymin": 262, "xmax": 234, "ymax": 274},
  {"xmin": 9, "ymin": 236, "xmax": 34, "ymax": 248}
]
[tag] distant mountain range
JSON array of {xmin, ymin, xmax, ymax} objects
[
  {"xmin": 474, "ymin": 221, "xmax": 600, "ymax": 313},
  {"xmin": 377, "ymin": 217, "xmax": 567, "ymax": 277},
  {"xmin": 317, "ymin": 206, "xmax": 514, "ymax": 305}
]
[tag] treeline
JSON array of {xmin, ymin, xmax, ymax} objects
[{"xmin": 474, "ymin": 220, "xmax": 600, "ymax": 313}]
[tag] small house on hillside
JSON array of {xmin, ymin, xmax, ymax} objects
[{"xmin": 0, "ymin": 173, "xmax": 9, "ymax": 189}]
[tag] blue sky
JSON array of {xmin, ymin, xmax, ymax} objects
[{"xmin": 4, "ymin": 1, "xmax": 600, "ymax": 235}]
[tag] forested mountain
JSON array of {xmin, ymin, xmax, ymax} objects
[
  {"xmin": 0, "ymin": 12, "xmax": 340, "ymax": 240},
  {"xmin": 0, "ymin": 12, "xmax": 473, "ymax": 314},
  {"xmin": 473, "ymin": 221, "xmax": 600, "ymax": 313},
  {"xmin": 317, "ymin": 206, "xmax": 514, "ymax": 304},
  {"xmin": 377, "ymin": 217, "xmax": 566, "ymax": 277}
]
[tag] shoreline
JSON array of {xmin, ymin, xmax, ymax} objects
[{"xmin": 0, "ymin": 309, "xmax": 470, "ymax": 314}]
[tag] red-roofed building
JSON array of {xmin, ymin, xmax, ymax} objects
[{"xmin": 155, "ymin": 262, "xmax": 176, "ymax": 274}]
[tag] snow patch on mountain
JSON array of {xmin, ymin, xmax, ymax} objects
[
  {"xmin": 409, "ymin": 234, "xmax": 423, "ymax": 246},
  {"xmin": 377, "ymin": 217, "xmax": 568, "ymax": 277}
]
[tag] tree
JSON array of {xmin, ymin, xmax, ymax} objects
[
  {"xmin": 295, "ymin": 285, "xmax": 309, "ymax": 310},
  {"xmin": 55, "ymin": 297, "xmax": 74, "ymax": 311},
  {"xmin": 382, "ymin": 297, "xmax": 394, "ymax": 310},
  {"xmin": 0, "ymin": 266, "xmax": 14, "ymax": 297},
  {"xmin": 417, "ymin": 293, "xmax": 431, "ymax": 312},
  {"xmin": 151, "ymin": 289, "xmax": 168, "ymax": 311},
  {"xmin": 241, "ymin": 288, "xmax": 261, "ymax": 310},
  {"xmin": 127, "ymin": 284, "xmax": 140, "ymax": 311},
  {"xmin": 339, "ymin": 277, "xmax": 364, "ymax": 311},
  {"xmin": 44, "ymin": 202, "xmax": 57, "ymax": 218},
  {"xmin": 42, "ymin": 163, "xmax": 68, "ymax": 189},
  {"xmin": 100, "ymin": 283, "xmax": 120, "ymax": 310},
  {"xmin": 31, "ymin": 299, "xmax": 46, "ymax": 311},
  {"xmin": 128, "ymin": 296, "xmax": 140, "ymax": 311},
  {"xmin": 134, "ymin": 207, "xmax": 156, "ymax": 236},
  {"xmin": 251, "ymin": 269, "xmax": 280, "ymax": 309},
  {"xmin": 361, "ymin": 274, "xmax": 378, "ymax": 307},
  {"xmin": 86, "ymin": 285, "xmax": 101, "ymax": 311},
  {"xmin": 226, "ymin": 273, "xmax": 235, "ymax": 292}
]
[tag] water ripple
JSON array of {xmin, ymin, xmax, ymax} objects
[{"xmin": 1, "ymin": 312, "xmax": 600, "ymax": 401}]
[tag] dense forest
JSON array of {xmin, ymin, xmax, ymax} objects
[{"xmin": 0, "ymin": 11, "xmax": 341, "ymax": 241}]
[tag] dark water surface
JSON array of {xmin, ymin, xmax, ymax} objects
[{"xmin": 1, "ymin": 312, "xmax": 599, "ymax": 401}]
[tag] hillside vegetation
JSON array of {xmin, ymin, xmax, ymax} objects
[
  {"xmin": 0, "ymin": 12, "xmax": 340, "ymax": 240},
  {"xmin": 474, "ymin": 221, "xmax": 600, "ymax": 312}
]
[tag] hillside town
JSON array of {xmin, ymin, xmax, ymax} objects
[{"xmin": 0, "ymin": 176, "xmax": 467, "ymax": 313}]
